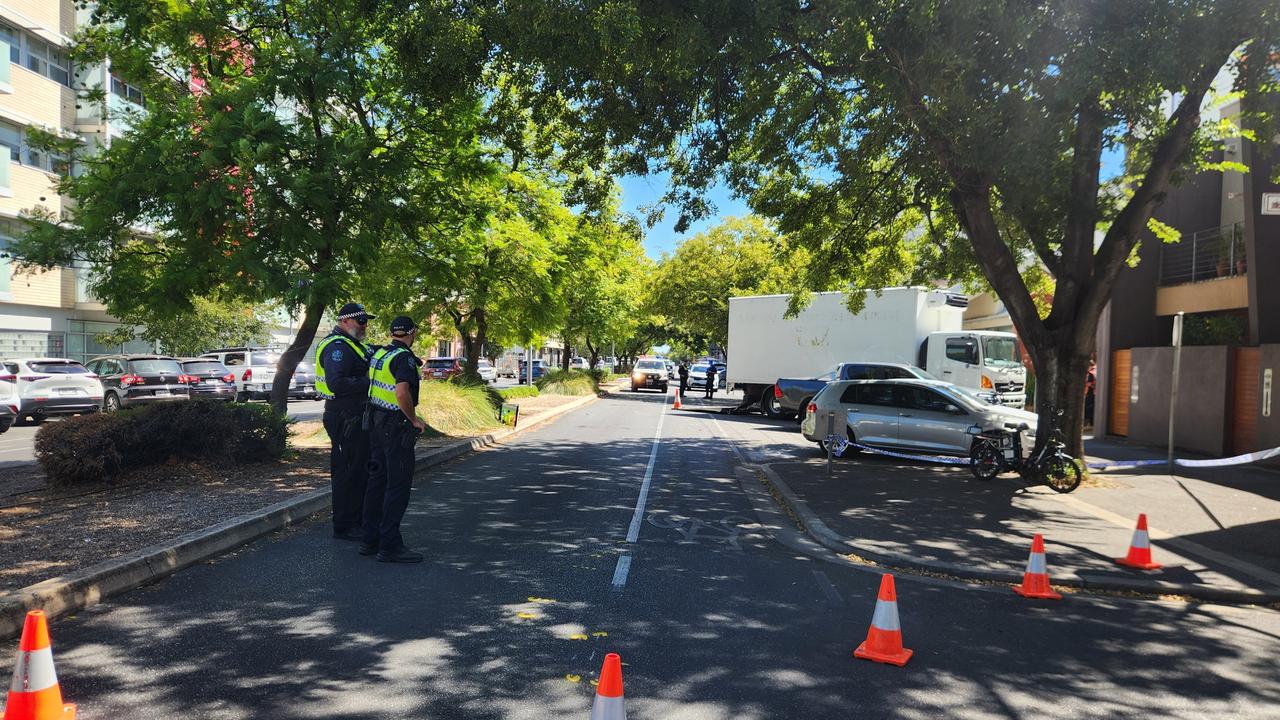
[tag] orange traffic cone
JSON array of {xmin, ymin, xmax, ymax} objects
[
  {"xmin": 1116, "ymin": 513, "xmax": 1162, "ymax": 570},
  {"xmin": 853, "ymin": 574, "xmax": 913, "ymax": 667},
  {"xmin": 673, "ymin": 394, "xmax": 682, "ymax": 410},
  {"xmin": 1013, "ymin": 534, "xmax": 1062, "ymax": 600},
  {"xmin": 589, "ymin": 653, "xmax": 626, "ymax": 720},
  {"xmin": 1, "ymin": 611, "xmax": 76, "ymax": 720}
]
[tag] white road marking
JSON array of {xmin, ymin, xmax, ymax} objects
[
  {"xmin": 612, "ymin": 392, "xmax": 672, "ymax": 589},
  {"xmin": 812, "ymin": 569, "xmax": 844, "ymax": 604},
  {"xmin": 611, "ymin": 555, "xmax": 632, "ymax": 588}
]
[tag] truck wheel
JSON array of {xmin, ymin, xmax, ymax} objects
[{"xmin": 760, "ymin": 389, "xmax": 784, "ymax": 419}]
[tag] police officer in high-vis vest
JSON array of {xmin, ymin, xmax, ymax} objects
[
  {"xmin": 316, "ymin": 302, "xmax": 375, "ymax": 542},
  {"xmin": 360, "ymin": 315, "xmax": 427, "ymax": 563}
]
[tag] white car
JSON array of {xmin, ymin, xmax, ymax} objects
[
  {"xmin": 477, "ymin": 359, "xmax": 498, "ymax": 383},
  {"xmin": 201, "ymin": 347, "xmax": 292, "ymax": 402},
  {"xmin": 569, "ymin": 357, "xmax": 589, "ymax": 371},
  {"xmin": 0, "ymin": 357, "xmax": 104, "ymax": 425}
]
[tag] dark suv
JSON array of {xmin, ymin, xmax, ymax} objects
[
  {"xmin": 87, "ymin": 355, "xmax": 193, "ymax": 412},
  {"xmin": 179, "ymin": 358, "xmax": 237, "ymax": 401}
]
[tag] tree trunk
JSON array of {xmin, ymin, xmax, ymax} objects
[
  {"xmin": 585, "ymin": 337, "xmax": 601, "ymax": 369},
  {"xmin": 562, "ymin": 333, "xmax": 573, "ymax": 371},
  {"xmin": 1023, "ymin": 337, "xmax": 1093, "ymax": 462},
  {"xmin": 270, "ymin": 298, "xmax": 326, "ymax": 416}
]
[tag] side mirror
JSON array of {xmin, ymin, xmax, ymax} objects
[{"xmin": 966, "ymin": 425, "xmax": 983, "ymax": 435}]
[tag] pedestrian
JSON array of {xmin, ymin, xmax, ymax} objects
[
  {"xmin": 678, "ymin": 362, "xmax": 689, "ymax": 398},
  {"xmin": 361, "ymin": 315, "xmax": 428, "ymax": 563},
  {"xmin": 316, "ymin": 302, "xmax": 375, "ymax": 542},
  {"xmin": 704, "ymin": 363, "xmax": 717, "ymax": 400}
]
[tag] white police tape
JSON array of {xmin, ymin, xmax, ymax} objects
[
  {"xmin": 1088, "ymin": 444, "xmax": 1280, "ymax": 471},
  {"xmin": 824, "ymin": 436, "xmax": 971, "ymax": 466}
]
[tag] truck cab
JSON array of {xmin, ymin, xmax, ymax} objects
[{"xmin": 923, "ymin": 331, "xmax": 1026, "ymax": 407}]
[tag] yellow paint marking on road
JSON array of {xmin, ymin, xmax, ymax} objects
[{"xmin": 565, "ymin": 674, "xmax": 582, "ymax": 683}]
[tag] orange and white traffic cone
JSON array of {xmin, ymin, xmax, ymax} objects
[
  {"xmin": 1115, "ymin": 513, "xmax": 1162, "ymax": 570},
  {"xmin": 1, "ymin": 611, "xmax": 76, "ymax": 720},
  {"xmin": 853, "ymin": 574, "xmax": 913, "ymax": 667},
  {"xmin": 673, "ymin": 394, "xmax": 682, "ymax": 410},
  {"xmin": 1013, "ymin": 534, "xmax": 1062, "ymax": 600},
  {"xmin": 589, "ymin": 653, "xmax": 626, "ymax": 720}
]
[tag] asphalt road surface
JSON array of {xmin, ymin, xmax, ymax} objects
[{"xmin": 30, "ymin": 390, "xmax": 1280, "ymax": 718}]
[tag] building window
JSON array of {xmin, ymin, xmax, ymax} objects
[
  {"xmin": 436, "ymin": 340, "xmax": 450, "ymax": 357},
  {"xmin": 110, "ymin": 74, "xmax": 145, "ymax": 106},
  {"xmin": 23, "ymin": 37, "xmax": 71, "ymax": 87},
  {"xmin": 0, "ymin": 23, "xmax": 19, "ymax": 64},
  {"xmin": 0, "ymin": 119, "xmax": 71, "ymax": 175}
]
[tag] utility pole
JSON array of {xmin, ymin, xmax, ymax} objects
[{"xmin": 1167, "ymin": 311, "xmax": 1184, "ymax": 472}]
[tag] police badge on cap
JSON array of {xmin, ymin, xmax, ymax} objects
[{"xmin": 389, "ymin": 316, "xmax": 418, "ymax": 335}]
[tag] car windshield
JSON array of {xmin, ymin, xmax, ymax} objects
[
  {"xmin": 131, "ymin": 359, "xmax": 183, "ymax": 375},
  {"xmin": 934, "ymin": 384, "xmax": 986, "ymax": 412},
  {"xmin": 29, "ymin": 361, "xmax": 90, "ymax": 374},
  {"xmin": 983, "ymin": 337, "xmax": 1020, "ymax": 367},
  {"xmin": 952, "ymin": 385, "xmax": 997, "ymax": 406},
  {"xmin": 295, "ymin": 362, "xmax": 313, "ymax": 373},
  {"xmin": 428, "ymin": 359, "xmax": 456, "ymax": 368},
  {"xmin": 691, "ymin": 364, "xmax": 708, "ymax": 373},
  {"xmin": 478, "ymin": 360, "xmax": 492, "ymax": 368},
  {"xmin": 182, "ymin": 361, "xmax": 227, "ymax": 374},
  {"xmin": 251, "ymin": 352, "xmax": 278, "ymax": 366},
  {"xmin": 636, "ymin": 360, "xmax": 665, "ymax": 370}
]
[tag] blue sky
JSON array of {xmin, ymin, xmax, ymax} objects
[{"xmin": 620, "ymin": 145, "xmax": 1125, "ymax": 260}]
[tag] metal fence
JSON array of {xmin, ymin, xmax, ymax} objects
[{"xmin": 1158, "ymin": 222, "xmax": 1247, "ymax": 286}]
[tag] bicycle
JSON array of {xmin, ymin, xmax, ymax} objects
[{"xmin": 969, "ymin": 420, "xmax": 1082, "ymax": 493}]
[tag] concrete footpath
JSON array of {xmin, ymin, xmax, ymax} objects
[{"xmin": 709, "ymin": 406, "xmax": 1280, "ymax": 602}]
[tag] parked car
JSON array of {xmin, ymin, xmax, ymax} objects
[
  {"xmin": 800, "ymin": 378, "xmax": 1037, "ymax": 457},
  {"xmin": 290, "ymin": 361, "xmax": 320, "ymax": 400},
  {"xmin": 569, "ymin": 357, "xmax": 589, "ymax": 371},
  {"xmin": 87, "ymin": 355, "xmax": 192, "ymax": 412},
  {"xmin": 770, "ymin": 362, "xmax": 936, "ymax": 422},
  {"xmin": 477, "ymin": 359, "xmax": 498, "ymax": 383},
  {"xmin": 630, "ymin": 358, "xmax": 669, "ymax": 392},
  {"xmin": 200, "ymin": 347, "xmax": 292, "ymax": 402},
  {"xmin": 689, "ymin": 361, "xmax": 727, "ymax": 391},
  {"xmin": 179, "ymin": 358, "xmax": 238, "ymax": 401},
  {"xmin": 0, "ymin": 358, "xmax": 104, "ymax": 424},
  {"xmin": 423, "ymin": 357, "xmax": 464, "ymax": 381},
  {"xmin": 0, "ymin": 371, "xmax": 19, "ymax": 433},
  {"xmin": 518, "ymin": 359, "xmax": 548, "ymax": 383}
]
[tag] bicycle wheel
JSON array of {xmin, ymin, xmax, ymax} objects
[
  {"xmin": 969, "ymin": 440, "xmax": 1001, "ymax": 481},
  {"xmin": 1041, "ymin": 454, "xmax": 1082, "ymax": 493}
]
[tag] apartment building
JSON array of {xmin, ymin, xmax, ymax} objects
[{"xmin": 0, "ymin": 0, "xmax": 154, "ymax": 363}]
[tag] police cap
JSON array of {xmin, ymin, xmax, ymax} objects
[
  {"xmin": 337, "ymin": 302, "xmax": 374, "ymax": 322},
  {"xmin": 389, "ymin": 315, "xmax": 418, "ymax": 335}
]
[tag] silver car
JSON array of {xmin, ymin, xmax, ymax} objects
[{"xmin": 800, "ymin": 378, "xmax": 1037, "ymax": 456}]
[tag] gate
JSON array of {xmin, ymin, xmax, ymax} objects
[
  {"xmin": 1230, "ymin": 347, "xmax": 1261, "ymax": 455},
  {"xmin": 1109, "ymin": 350, "xmax": 1131, "ymax": 437}
]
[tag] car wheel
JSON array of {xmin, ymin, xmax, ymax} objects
[
  {"xmin": 235, "ymin": 391, "xmax": 249, "ymax": 403},
  {"xmin": 818, "ymin": 426, "xmax": 858, "ymax": 456},
  {"xmin": 0, "ymin": 418, "xmax": 11, "ymax": 434},
  {"xmin": 104, "ymin": 392, "xmax": 122, "ymax": 413},
  {"xmin": 760, "ymin": 389, "xmax": 785, "ymax": 419}
]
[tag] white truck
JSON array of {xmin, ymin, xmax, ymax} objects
[{"xmin": 726, "ymin": 287, "xmax": 1027, "ymax": 414}]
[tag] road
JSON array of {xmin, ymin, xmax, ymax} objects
[{"xmin": 25, "ymin": 390, "xmax": 1280, "ymax": 718}]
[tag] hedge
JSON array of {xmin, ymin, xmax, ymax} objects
[
  {"xmin": 498, "ymin": 385, "xmax": 540, "ymax": 400},
  {"xmin": 35, "ymin": 400, "xmax": 290, "ymax": 486},
  {"xmin": 418, "ymin": 381, "xmax": 502, "ymax": 437},
  {"xmin": 537, "ymin": 369, "xmax": 599, "ymax": 396}
]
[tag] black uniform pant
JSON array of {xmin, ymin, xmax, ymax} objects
[
  {"xmin": 363, "ymin": 413, "xmax": 416, "ymax": 552},
  {"xmin": 679, "ymin": 377, "xmax": 687, "ymax": 397},
  {"xmin": 704, "ymin": 379, "xmax": 715, "ymax": 399},
  {"xmin": 323, "ymin": 409, "xmax": 369, "ymax": 533}
]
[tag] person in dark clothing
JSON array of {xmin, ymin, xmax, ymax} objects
[
  {"xmin": 361, "ymin": 315, "xmax": 427, "ymax": 563},
  {"xmin": 678, "ymin": 363, "xmax": 690, "ymax": 397},
  {"xmin": 316, "ymin": 302, "xmax": 374, "ymax": 541},
  {"xmin": 704, "ymin": 364, "xmax": 718, "ymax": 400}
]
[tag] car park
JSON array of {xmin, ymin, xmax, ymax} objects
[
  {"xmin": 630, "ymin": 358, "xmax": 669, "ymax": 392},
  {"xmin": 179, "ymin": 358, "xmax": 238, "ymax": 401},
  {"xmin": 800, "ymin": 378, "xmax": 1037, "ymax": 457},
  {"xmin": 477, "ymin": 359, "xmax": 498, "ymax": 383},
  {"xmin": 0, "ymin": 358, "xmax": 104, "ymax": 424},
  {"xmin": 200, "ymin": 347, "xmax": 291, "ymax": 402},
  {"xmin": 87, "ymin": 354, "xmax": 192, "ymax": 412},
  {"xmin": 424, "ymin": 357, "xmax": 464, "ymax": 381}
]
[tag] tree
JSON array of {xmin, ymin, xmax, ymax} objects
[
  {"xmin": 481, "ymin": 0, "xmax": 1280, "ymax": 456},
  {"xmin": 650, "ymin": 216, "xmax": 810, "ymax": 357},
  {"xmin": 558, "ymin": 210, "xmax": 650, "ymax": 369},
  {"xmin": 96, "ymin": 297, "xmax": 273, "ymax": 358},
  {"xmin": 14, "ymin": 0, "xmax": 486, "ymax": 413}
]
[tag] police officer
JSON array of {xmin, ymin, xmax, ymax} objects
[
  {"xmin": 360, "ymin": 315, "xmax": 428, "ymax": 563},
  {"xmin": 316, "ymin": 302, "xmax": 375, "ymax": 542}
]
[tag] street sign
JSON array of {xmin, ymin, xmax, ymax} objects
[{"xmin": 1264, "ymin": 193, "xmax": 1280, "ymax": 215}]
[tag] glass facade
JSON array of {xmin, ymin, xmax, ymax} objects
[{"xmin": 64, "ymin": 320, "xmax": 155, "ymax": 364}]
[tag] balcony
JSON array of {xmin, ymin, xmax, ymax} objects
[
  {"xmin": 1155, "ymin": 222, "xmax": 1249, "ymax": 316},
  {"xmin": 1158, "ymin": 222, "xmax": 1246, "ymax": 286}
]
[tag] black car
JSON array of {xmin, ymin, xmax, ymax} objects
[
  {"xmin": 179, "ymin": 358, "xmax": 237, "ymax": 401},
  {"xmin": 290, "ymin": 361, "xmax": 320, "ymax": 400},
  {"xmin": 87, "ymin": 355, "xmax": 193, "ymax": 412},
  {"xmin": 0, "ymin": 400, "xmax": 14, "ymax": 434}
]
